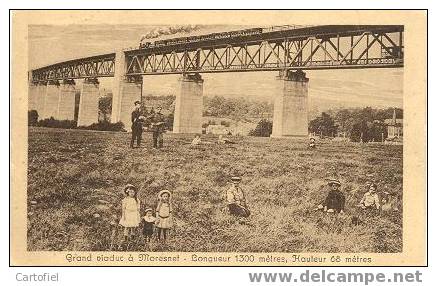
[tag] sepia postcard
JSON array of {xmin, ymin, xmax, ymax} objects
[{"xmin": 10, "ymin": 10, "xmax": 427, "ymax": 266}]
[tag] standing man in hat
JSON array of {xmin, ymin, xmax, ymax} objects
[
  {"xmin": 149, "ymin": 106, "xmax": 166, "ymax": 149},
  {"xmin": 317, "ymin": 179, "xmax": 345, "ymax": 213},
  {"xmin": 226, "ymin": 176, "xmax": 250, "ymax": 218},
  {"xmin": 131, "ymin": 101, "xmax": 144, "ymax": 148}
]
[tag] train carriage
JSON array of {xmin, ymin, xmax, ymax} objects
[{"xmin": 139, "ymin": 27, "xmax": 264, "ymax": 49}]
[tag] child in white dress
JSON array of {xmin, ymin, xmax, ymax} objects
[
  {"xmin": 119, "ymin": 184, "xmax": 141, "ymax": 244},
  {"xmin": 155, "ymin": 190, "xmax": 173, "ymax": 242}
]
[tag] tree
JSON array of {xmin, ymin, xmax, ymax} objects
[
  {"xmin": 28, "ymin": 110, "xmax": 39, "ymax": 126},
  {"xmin": 249, "ymin": 119, "xmax": 272, "ymax": 137},
  {"xmin": 309, "ymin": 112, "xmax": 338, "ymax": 137},
  {"xmin": 368, "ymin": 121, "xmax": 388, "ymax": 142},
  {"xmin": 98, "ymin": 96, "xmax": 112, "ymax": 122},
  {"xmin": 335, "ymin": 109, "xmax": 351, "ymax": 134},
  {"xmin": 350, "ymin": 121, "xmax": 370, "ymax": 142}
]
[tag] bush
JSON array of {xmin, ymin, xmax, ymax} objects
[
  {"xmin": 28, "ymin": 110, "xmax": 39, "ymax": 126},
  {"xmin": 37, "ymin": 117, "xmax": 77, "ymax": 129},
  {"xmin": 77, "ymin": 121, "xmax": 125, "ymax": 132},
  {"xmin": 249, "ymin": 119, "xmax": 272, "ymax": 137},
  {"xmin": 35, "ymin": 117, "xmax": 124, "ymax": 132}
]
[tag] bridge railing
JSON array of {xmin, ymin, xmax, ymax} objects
[{"xmin": 262, "ymin": 25, "xmax": 314, "ymax": 32}]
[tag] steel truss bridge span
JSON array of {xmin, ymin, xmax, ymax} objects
[{"xmin": 30, "ymin": 25, "xmax": 403, "ymax": 82}]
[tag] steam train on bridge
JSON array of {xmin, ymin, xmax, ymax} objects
[{"xmin": 138, "ymin": 26, "xmax": 298, "ymax": 49}]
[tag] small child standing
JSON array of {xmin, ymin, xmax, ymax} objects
[
  {"xmin": 142, "ymin": 208, "xmax": 156, "ymax": 245},
  {"xmin": 119, "ymin": 184, "xmax": 141, "ymax": 246},
  {"xmin": 155, "ymin": 190, "xmax": 173, "ymax": 242}
]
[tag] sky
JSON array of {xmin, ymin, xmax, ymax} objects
[{"xmin": 28, "ymin": 24, "xmax": 403, "ymax": 109}]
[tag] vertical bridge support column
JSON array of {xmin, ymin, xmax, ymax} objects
[
  {"xmin": 271, "ymin": 70, "xmax": 309, "ymax": 138},
  {"xmin": 28, "ymin": 82, "xmax": 37, "ymax": 111},
  {"xmin": 28, "ymin": 72, "xmax": 38, "ymax": 111},
  {"xmin": 42, "ymin": 80, "xmax": 60, "ymax": 119},
  {"xmin": 78, "ymin": 78, "xmax": 99, "ymax": 126},
  {"xmin": 173, "ymin": 73, "xmax": 204, "ymax": 134},
  {"xmin": 57, "ymin": 79, "xmax": 76, "ymax": 120},
  {"xmin": 112, "ymin": 76, "xmax": 143, "ymax": 130},
  {"xmin": 111, "ymin": 50, "xmax": 143, "ymax": 131},
  {"xmin": 34, "ymin": 82, "xmax": 47, "ymax": 118}
]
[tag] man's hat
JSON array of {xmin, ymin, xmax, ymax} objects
[
  {"xmin": 134, "ymin": 100, "xmax": 141, "ymax": 105},
  {"xmin": 158, "ymin": 189, "xmax": 171, "ymax": 198},
  {"xmin": 309, "ymin": 137, "xmax": 316, "ymax": 141},
  {"xmin": 230, "ymin": 176, "xmax": 242, "ymax": 182},
  {"xmin": 124, "ymin": 184, "xmax": 137, "ymax": 195},
  {"xmin": 327, "ymin": 179, "xmax": 341, "ymax": 186},
  {"xmin": 144, "ymin": 208, "xmax": 153, "ymax": 213}
]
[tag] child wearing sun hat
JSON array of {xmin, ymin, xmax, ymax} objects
[
  {"xmin": 316, "ymin": 179, "xmax": 345, "ymax": 213},
  {"xmin": 119, "ymin": 184, "xmax": 141, "ymax": 244},
  {"xmin": 226, "ymin": 176, "xmax": 250, "ymax": 218},
  {"xmin": 155, "ymin": 190, "xmax": 173, "ymax": 242},
  {"xmin": 142, "ymin": 208, "xmax": 156, "ymax": 245}
]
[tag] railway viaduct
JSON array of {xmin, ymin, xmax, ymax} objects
[{"xmin": 28, "ymin": 25, "xmax": 404, "ymax": 137}]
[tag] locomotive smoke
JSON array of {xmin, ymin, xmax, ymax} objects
[{"xmin": 140, "ymin": 25, "xmax": 204, "ymax": 41}]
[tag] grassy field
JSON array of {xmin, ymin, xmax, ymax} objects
[{"xmin": 27, "ymin": 127, "xmax": 403, "ymax": 253}]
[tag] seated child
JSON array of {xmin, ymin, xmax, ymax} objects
[
  {"xmin": 357, "ymin": 183, "xmax": 380, "ymax": 210},
  {"xmin": 218, "ymin": 135, "xmax": 236, "ymax": 144},
  {"xmin": 309, "ymin": 137, "xmax": 316, "ymax": 148},
  {"xmin": 316, "ymin": 179, "xmax": 345, "ymax": 214},
  {"xmin": 380, "ymin": 192, "xmax": 399, "ymax": 212},
  {"xmin": 191, "ymin": 134, "xmax": 202, "ymax": 146}
]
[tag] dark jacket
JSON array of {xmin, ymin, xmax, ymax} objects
[
  {"xmin": 150, "ymin": 112, "xmax": 166, "ymax": 132},
  {"xmin": 324, "ymin": 190, "xmax": 345, "ymax": 212},
  {"xmin": 131, "ymin": 109, "xmax": 143, "ymax": 130}
]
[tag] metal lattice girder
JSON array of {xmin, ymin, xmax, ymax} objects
[
  {"xmin": 125, "ymin": 25, "xmax": 403, "ymax": 75},
  {"xmin": 30, "ymin": 25, "xmax": 403, "ymax": 82},
  {"xmin": 31, "ymin": 53, "xmax": 116, "ymax": 83}
]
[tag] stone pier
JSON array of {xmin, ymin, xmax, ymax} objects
[
  {"xmin": 112, "ymin": 75, "xmax": 142, "ymax": 130},
  {"xmin": 271, "ymin": 70, "xmax": 309, "ymax": 138},
  {"xmin": 42, "ymin": 80, "xmax": 60, "ymax": 119},
  {"xmin": 77, "ymin": 78, "xmax": 99, "ymax": 126},
  {"xmin": 111, "ymin": 51, "xmax": 144, "ymax": 130},
  {"xmin": 173, "ymin": 73, "xmax": 204, "ymax": 134},
  {"xmin": 57, "ymin": 79, "xmax": 76, "ymax": 120},
  {"xmin": 28, "ymin": 83, "xmax": 38, "ymax": 111},
  {"xmin": 35, "ymin": 82, "xmax": 47, "ymax": 117}
]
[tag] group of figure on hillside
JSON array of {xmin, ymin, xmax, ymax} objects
[
  {"xmin": 117, "ymin": 184, "xmax": 173, "ymax": 249},
  {"xmin": 115, "ymin": 175, "xmax": 250, "ymax": 249},
  {"xmin": 122, "ymin": 101, "xmax": 399, "ymax": 249},
  {"xmin": 225, "ymin": 177, "xmax": 398, "ymax": 221},
  {"xmin": 130, "ymin": 101, "xmax": 237, "ymax": 149},
  {"xmin": 116, "ymin": 173, "xmax": 398, "ymax": 249},
  {"xmin": 314, "ymin": 179, "xmax": 398, "ymax": 215},
  {"xmin": 130, "ymin": 101, "xmax": 166, "ymax": 149}
]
